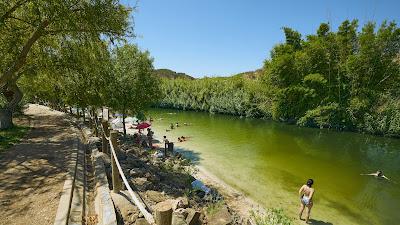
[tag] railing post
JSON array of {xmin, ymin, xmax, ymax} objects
[
  {"xmin": 101, "ymin": 133, "xmax": 107, "ymax": 154},
  {"xmin": 94, "ymin": 121, "xmax": 99, "ymax": 137},
  {"xmin": 155, "ymin": 201, "xmax": 172, "ymax": 225},
  {"xmin": 110, "ymin": 130, "xmax": 122, "ymax": 193},
  {"xmin": 101, "ymin": 121, "xmax": 109, "ymax": 154}
]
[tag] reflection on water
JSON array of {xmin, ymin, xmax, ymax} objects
[{"xmin": 149, "ymin": 108, "xmax": 400, "ymax": 225}]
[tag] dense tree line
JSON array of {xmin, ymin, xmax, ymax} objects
[
  {"xmin": 18, "ymin": 41, "xmax": 160, "ymax": 135},
  {"xmin": 159, "ymin": 76, "xmax": 272, "ymax": 118},
  {"xmin": 160, "ymin": 20, "xmax": 400, "ymax": 137}
]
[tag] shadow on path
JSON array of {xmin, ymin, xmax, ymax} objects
[{"xmin": 0, "ymin": 105, "xmax": 79, "ymax": 225}]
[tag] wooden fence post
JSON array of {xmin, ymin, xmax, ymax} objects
[
  {"xmin": 94, "ymin": 120, "xmax": 99, "ymax": 137},
  {"xmin": 155, "ymin": 201, "xmax": 172, "ymax": 225},
  {"xmin": 101, "ymin": 121, "xmax": 109, "ymax": 154},
  {"xmin": 110, "ymin": 130, "xmax": 122, "ymax": 193},
  {"xmin": 102, "ymin": 133, "xmax": 107, "ymax": 154}
]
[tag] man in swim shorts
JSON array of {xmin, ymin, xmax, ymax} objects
[
  {"xmin": 299, "ymin": 179, "xmax": 315, "ymax": 223},
  {"xmin": 361, "ymin": 170, "xmax": 390, "ymax": 180}
]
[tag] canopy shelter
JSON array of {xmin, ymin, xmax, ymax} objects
[{"xmin": 135, "ymin": 122, "xmax": 151, "ymax": 130}]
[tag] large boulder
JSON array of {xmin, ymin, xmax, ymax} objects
[
  {"xmin": 185, "ymin": 208, "xmax": 201, "ymax": 225},
  {"xmin": 111, "ymin": 191, "xmax": 140, "ymax": 224},
  {"xmin": 135, "ymin": 218, "xmax": 150, "ymax": 225},
  {"xmin": 206, "ymin": 204, "xmax": 232, "ymax": 225},
  {"xmin": 145, "ymin": 190, "xmax": 167, "ymax": 203},
  {"xmin": 172, "ymin": 197, "xmax": 189, "ymax": 211},
  {"xmin": 172, "ymin": 209, "xmax": 188, "ymax": 225},
  {"xmin": 131, "ymin": 177, "xmax": 152, "ymax": 191},
  {"xmin": 129, "ymin": 167, "xmax": 146, "ymax": 177}
]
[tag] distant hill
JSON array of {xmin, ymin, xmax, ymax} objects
[
  {"xmin": 154, "ymin": 69, "xmax": 195, "ymax": 80},
  {"xmin": 233, "ymin": 69, "xmax": 263, "ymax": 80}
]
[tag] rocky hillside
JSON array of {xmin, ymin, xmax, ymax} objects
[
  {"xmin": 154, "ymin": 69, "xmax": 195, "ymax": 80},
  {"xmin": 233, "ymin": 69, "xmax": 263, "ymax": 80}
]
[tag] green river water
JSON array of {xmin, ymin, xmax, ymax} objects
[{"xmin": 148, "ymin": 108, "xmax": 400, "ymax": 225}]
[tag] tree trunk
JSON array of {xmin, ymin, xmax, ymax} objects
[
  {"xmin": 92, "ymin": 108, "xmax": 99, "ymax": 137},
  {"xmin": 0, "ymin": 20, "xmax": 49, "ymax": 89},
  {"xmin": 83, "ymin": 108, "xmax": 86, "ymax": 122},
  {"xmin": 0, "ymin": 109, "xmax": 13, "ymax": 129},
  {"xmin": 69, "ymin": 106, "xmax": 72, "ymax": 114},
  {"xmin": 122, "ymin": 112, "xmax": 126, "ymax": 137},
  {"xmin": 2, "ymin": 83, "xmax": 22, "ymax": 112}
]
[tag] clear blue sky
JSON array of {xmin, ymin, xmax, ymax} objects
[{"xmin": 121, "ymin": 0, "xmax": 399, "ymax": 78}]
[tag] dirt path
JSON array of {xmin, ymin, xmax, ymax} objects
[{"xmin": 0, "ymin": 104, "xmax": 79, "ymax": 225}]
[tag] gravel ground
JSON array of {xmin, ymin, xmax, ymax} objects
[{"xmin": 0, "ymin": 104, "xmax": 78, "ymax": 225}]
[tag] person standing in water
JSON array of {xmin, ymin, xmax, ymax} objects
[
  {"xmin": 299, "ymin": 179, "xmax": 315, "ymax": 223},
  {"xmin": 146, "ymin": 128, "xmax": 154, "ymax": 148}
]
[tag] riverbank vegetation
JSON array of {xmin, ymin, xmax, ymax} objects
[
  {"xmin": 159, "ymin": 20, "xmax": 400, "ymax": 137},
  {"xmin": 250, "ymin": 208, "xmax": 293, "ymax": 225}
]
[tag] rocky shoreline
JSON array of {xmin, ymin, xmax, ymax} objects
[{"xmin": 98, "ymin": 133, "xmax": 258, "ymax": 225}]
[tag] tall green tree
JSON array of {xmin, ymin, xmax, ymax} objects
[
  {"xmin": 109, "ymin": 44, "xmax": 160, "ymax": 136},
  {"xmin": 0, "ymin": 0, "xmax": 130, "ymax": 128}
]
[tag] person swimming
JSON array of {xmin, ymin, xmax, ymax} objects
[
  {"xmin": 178, "ymin": 136, "xmax": 186, "ymax": 142},
  {"xmin": 361, "ymin": 170, "xmax": 390, "ymax": 180},
  {"xmin": 299, "ymin": 179, "xmax": 315, "ymax": 223}
]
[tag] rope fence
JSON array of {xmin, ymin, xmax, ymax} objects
[{"xmin": 100, "ymin": 122, "xmax": 156, "ymax": 225}]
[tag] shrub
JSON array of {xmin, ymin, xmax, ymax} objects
[
  {"xmin": 250, "ymin": 208, "xmax": 293, "ymax": 225},
  {"xmin": 297, "ymin": 103, "xmax": 343, "ymax": 129},
  {"xmin": 272, "ymin": 86, "xmax": 315, "ymax": 122}
]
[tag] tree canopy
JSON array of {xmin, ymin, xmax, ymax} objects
[
  {"xmin": 108, "ymin": 44, "xmax": 161, "ymax": 135},
  {"xmin": 0, "ymin": 0, "xmax": 131, "ymax": 128}
]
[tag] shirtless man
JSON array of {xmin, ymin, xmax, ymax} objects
[
  {"xmin": 361, "ymin": 170, "xmax": 390, "ymax": 180},
  {"xmin": 299, "ymin": 179, "xmax": 315, "ymax": 223}
]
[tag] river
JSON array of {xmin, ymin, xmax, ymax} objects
[{"xmin": 147, "ymin": 108, "xmax": 400, "ymax": 225}]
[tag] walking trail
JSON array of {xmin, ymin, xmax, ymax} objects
[{"xmin": 0, "ymin": 104, "xmax": 79, "ymax": 225}]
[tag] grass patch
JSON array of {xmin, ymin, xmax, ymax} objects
[
  {"xmin": 0, "ymin": 126, "xmax": 30, "ymax": 151},
  {"xmin": 250, "ymin": 208, "xmax": 293, "ymax": 225},
  {"xmin": 205, "ymin": 200, "xmax": 225, "ymax": 217}
]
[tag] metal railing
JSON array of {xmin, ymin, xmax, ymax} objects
[{"xmin": 100, "ymin": 121, "xmax": 155, "ymax": 225}]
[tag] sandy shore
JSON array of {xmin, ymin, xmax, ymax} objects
[
  {"xmin": 117, "ymin": 124, "xmax": 264, "ymax": 220},
  {"xmin": 194, "ymin": 165, "xmax": 263, "ymax": 219}
]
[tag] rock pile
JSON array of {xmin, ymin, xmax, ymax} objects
[{"xmin": 106, "ymin": 135, "xmax": 241, "ymax": 225}]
